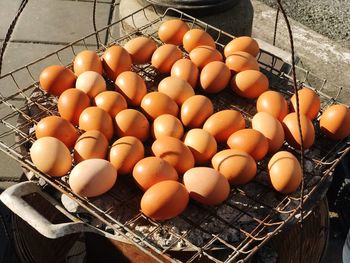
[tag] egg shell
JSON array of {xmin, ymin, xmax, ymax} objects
[
  {"xmin": 183, "ymin": 29, "xmax": 216, "ymax": 53},
  {"xmin": 35, "ymin": 116, "xmax": 79, "ymax": 149},
  {"xmin": 141, "ymin": 180, "xmax": 189, "ymax": 221},
  {"xmin": 189, "ymin": 45, "xmax": 223, "ymax": 70},
  {"xmin": 141, "ymin": 92, "xmax": 179, "ymax": 120},
  {"xmin": 76, "ymin": 71, "xmax": 106, "ymax": 99},
  {"xmin": 200, "ymin": 61, "xmax": 231, "ymax": 93},
  {"xmin": 231, "ymin": 70, "xmax": 269, "ymax": 99},
  {"xmin": 124, "ymin": 37, "xmax": 157, "ymax": 64},
  {"xmin": 39, "ymin": 65, "xmax": 76, "ymax": 96},
  {"xmin": 73, "ymin": 50, "xmax": 102, "ymax": 76},
  {"xmin": 115, "ymin": 109, "xmax": 150, "ymax": 142},
  {"xmin": 152, "ymin": 136, "xmax": 195, "ymax": 174},
  {"xmin": 320, "ymin": 104, "xmax": 350, "ymax": 140},
  {"xmin": 256, "ymin": 90, "xmax": 288, "ymax": 122},
  {"xmin": 94, "ymin": 91, "xmax": 127, "ymax": 118},
  {"xmin": 290, "ymin": 88, "xmax": 320, "ymax": 120},
  {"xmin": 181, "ymin": 95, "xmax": 214, "ymax": 128},
  {"xmin": 212, "ymin": 149, "xmax": 257, "ymax": 185},
  {"xmin": 252, "ymin": 112, "xmax": 285, "ymax": 152},
  {"xmin": 170, "ymin": 58, "xmax": 199, "ymax": 88},
  {"xmin": 74, "ymin": 130, "xmax": 109, "ymax": 164},
  {"xmin": 224, "ymin": 36, "xmax": 259, "ymax": 57},
  {"xmin": 102, "ymin": 45, "xmax": 132, "ymax": 81},
  {"xmin": 133, "ymin": 157, "xmax": 178, "ymax": 191},
  {"xmin": 203, "ymin": 110, "xmax": 245, "ymax": 142},
  {"xmin": 225, "ymin": 51, "xmax": 260, "ymax": 74},
  {"xmin": 30, "ymin": 137, "xmax": 72, "ymax": 177},
  {"xmin": 158, "ymin": 19, "xmax": 190, "ymax": 45},
  {"xmin": 115, "ymin": 71, "xmax": 147, "ymax": 106},
  {"xmin": 227, "ymin": 129, "xmax": 268, "ymax": 161},
  {"xmin": 151, "ymin": 44, "xmax": 183, "ymax": 73},
  {"xmin": 183, "ymin": 167, "xmax": 229, "ymax": 205},
  {"xmin": 268, "ymin": 151, "xmax": 302, "ymax": 194},
  {"xmin": 58, "ymin": 88, "xmax": 90, "ymax": 125},
  {"xmin": 69, "ymin": 159, "xmax": 117, "ymax": 197},
  {"xmin": 158, "ymin": 76, "xmax": 195, "ymax": 105},
  {"xmin": 152, "ymin": 114, "xmax": 184, "ymax": 139}
]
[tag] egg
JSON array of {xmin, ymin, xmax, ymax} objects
[
  {"xmin": 200, "ymin": 61, "xmax": 231, "ymax": 93},
  {"xmin": 183, "ymin": 167, "xmax": 229, "ymax": 205},
  {"xmin": 109, "ymin": 136, "xmax": 144, "ymax": 175},
  {"xmin": 189, "ymin": 45, "xmax": 223, "ymax": 70},
  {"xmin": 102, "ymin": 45, "xmax": 132, "ymax": 80},
  {"xmin": 212, "ymin": 149, "xmax": 256, "ymax": 185},
  {"xmin": 225, "ymin": 51, "xmax": 260, "ymax": 74},
  {"xmin": 115, "ymin": 71, "xmax": 147, "ymax": 106},
  {"xmin": 75, "ymin": 71, "xmax": 106, "ymax": 99},
  {"xmin": 69, "ymin": 159, "xmax": 117, "ymax": 197},
  {"xmin": 170, "ymin": 58, "xmax": 199, "ymax": 88},
  {"xmin": 115, "ymin": 109, "xmax": 149, "ymax": 142},
  {"xmin": 39, "ymin": 65, "xmax": 76, "ymax": 96},
  {"xmin": 231, "ymin": 70, "xmax": 269, "ymax": 99},
  {"xmin": 268, "ymin": 151, "xmax": 302, "ymax": 194},
  {"xmin": 79, "ymin": 107, "xmax": 114, "ymax": 141},
  {"xmin": 227, "ymin": 129, "xmax": 268, "ymax": 161},
  {"xmin": 73, "ymin": 50, "xmax": 102, "ymax": 76},
  {"xmin": 152, "ymin": 114, "xmax": 184, "ymax": 139},
  {"xmin": 133, "ymin": 157, "xmax": 178, "ymax": 191},
  {"xmin": 252, "ymin": 112, "xmax": 285, "ymax": 152},
  {"xmin": 224, "ymin": 36, "xmax": 260, "ymax": 57},
  {"xmin": 141, "ymin": 180, "xmax": 189, "ymax": 220},
  {"xmin": 152, "ymin": 136, "xmax": 195, "ymax": 174},
  {"xmin": 183, "ymin": 29, "xmax": 215, "ymax": 53},
  {"xmin": 73, "ymin": 130, "xmax": 109, "ymax": 163},
  {"xmin": 94, "ymin": 91, "xmax": 127, "ymax": 118},
  {"xmin": 123, "ymin": 36, "xmax": 157, "ymax": 64},
  {"xmin": 30, "ymin": 137, "xmax": 72, "ymax": 177},
  {"xmin": 58, "ymin": 88, "xmax": 90, "ymax": 125},
  {"xmin": 203, "ymin": 110, "xmax": 245, "ymax": 142},
  {"xmin": 320, "ymin": 104, "xmax": 350, "ymax": 140},
  {"xmin": 181, "ymin": 95, "xmax": 214, "ymax": 128},
  {"xmin": 158, "ymin": 76, "xmax": 195, "ymax": 105},
  {"xmin": 151, "ymin": 44, "xmax": 183, "ymax": 73},
  {"xmin": 290, "ymin": 88, "xmax": 320, "ymax": 120},
  {"xmin": 158, "ymin": 19, "xmax": 190, "ymax": 45},
  {"xmin": 256, "ymin": 90, "xmax": 288, "ymax": 122},
  {"xmin": 35, "ymin": 116, "xmax": 79, "ymax": 149},
  {"xmin": 141, "ymin": 92, "xmax": 179, "ymax": 120}
]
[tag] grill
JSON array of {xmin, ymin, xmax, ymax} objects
[{"xmin": 0, "ymin": 4, "xmax": 349, "ymax": 263}]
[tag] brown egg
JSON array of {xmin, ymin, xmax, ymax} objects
[
  {"xmin": 200, "ymin": 61, "xmax": 231, "ymax": 93},
  {"xmin": 58, "ymin": 88, "xmax": 90, "ymax": 125},
  {"xmin": 158, "ymin": 76, "xmax": 195, "ymax": 105},
  {"xmin": 151, "ymin": 44, "xmax": 183, "ymax": 73},
  {"xmin": 158, "ymin": 19, "xmax": 190, "ymax": 45},
  {"xmin": 152, "ymin": 136, "xmax": 195, "ymax": 174},
  {"xmin": 39, "ymin": 65, "xmax": 76, "ymax": 96},
  {"xmin": 203, "ymin": 110, "xmax": 245, "ymax": 142},
  {"xmin": 256, "ymin": 90, "xmax": 288, "ymax": 122},
  {"xmin": 152, "ymin": 114, "xmax": 184, "ymax": 139},
  {"xmin": 252, "ymin": 112, "xmax": 285, "ymax": 152},
  {"xmin": 225, "ymin": 51, "xmax": 260, "ymax": 74},
  {"xmin": 290, "ymin": 88, "xmax": 320, "ymax": 120},
  {"xmin": 73, "ymin": 50, "xmax": 102, "ymax": 76},
  {"xmin": 282, "ymin": 112, "xmax": 315, "ymax": 149},
  {"xmin": 124, "ymin": 36, "xmax": 157, "ymax": 64},
  {"xmin": 94, "ymin": 91, "xmax": 127, "ymax": 118},
  {"xmin": 189, "ymin": 45, "xmax": 223, "ymax": 70},
  {"xmin": 141, "ymin": 92, "xmax": 179, "ymax": 120},
  {"xmin": 30, "ymin": 137, "xmax": 72, "ymax": 177},
  {"xmin": 73, "ymin": 130, "xmax": 109, "ymax": 163},
  {"xmin": 212, "ymin": 149, "xmax": 256, "ymax": 185},
  {"xmin": 79, "ymin": 107, "xmax": 114, "ymax": 141},
  {"xmin": 231, "ymin": 70, "xmax": 269, "ymax": 99},
  {"xmin": 268, "ymin": 151, "xmax": 302, "ymax": 194},
  {"xmin": 227, "ymin": 129, "xmax": 268, "ymax": 161},
  {"xmin": 133, "ymin": 157, "xmax": 178, "ymax": 191},
  {"xmin": 35, "ymin": 116, "xmax": 79, "ymax": 149},
  {"xmin": 115, "ymin": 109, "xmax": 149, "ymax": 142},
  {"xmin": 141, "ymin": 180, "xmax": 189, "ymax": 220},
  {"xmin": 115, "ymin": 71, "xmax": 147, "ymax": 106},
  {"xmin": 76, "ymin": 71, "xmax": 106, "ymax": 99},
  {"xmin": 320, "ymin": 104, "xmax": 350, "ymax": 140},
  {"xmin": 102, "ymin": 45, "xmax": 132, "ymax": 80},
  {"xmin": 109, "ymin": 136, "xmax": 144, "ymax": 175},
  {"xmin": 69, "ymin": 159, "xmax": 117, "ymax": 197},
  {"xmin": 183, "ymin": 167, "xmax": 230, "ymax": 205},
  {"xmin": 224, "ymin": 36, "xmax": 260, "ymax": 58},
  {"xmin": 183, "ymin": 29, "xmax": 215, "ymax": 53},
  {"xmin": 171, "ymin": 58, "xmax": 199, "ymax": 88},
  {"xmin": 181, "ymin": 95, "xmax": 214, "ymax": 128}
]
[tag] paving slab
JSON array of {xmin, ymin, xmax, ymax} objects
[{"xmin": 0, "ymin": 0, "xmax": 22, "ymax": 40}]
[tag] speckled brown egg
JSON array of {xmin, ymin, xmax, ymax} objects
[
  {"xmin": 141, "ymin": 92, "xmax": 179, "ymax": 120},
  {"xmin": 320, "ymin": 104, "xmax": 350, "ymax": 140},
  {"xmin": 102, "ymin": 45, "xmax": 132, "ymax": 81},
  {"xmin": 224, "ymin": 36, "xmax": 260, "ymax": 57},
  {"xmin": 73, "ymin": 50, "xmax": 102, "ymax": 76},
  {"xmin": 151, "ymin": 44, "xmax": 183, "ymax": 73},
  {"xmin": 94, "ymin": 91, "xmax": 127, "ymax": 118},
  {"xmin": 189, "ymin": 45, "xmax": 223, "ymax": 70},
  {"xmin": 158, "ymin": 19, "xmax": 190, "ymax": 45},
  {"xmin": 256, "ymin": 90, "xmax": 289, "ymax": 122},
  {"xmin": 124, "ymin": 36, "xmax": 157, "ymax": 64},
  {"xmin": 200, "ymin": 61, "xmax": 231, "ymax": 93},
  {"xmin": 181, "ymin": 95, "xmax": 214, "ymax": 128},
  {"xmin": 225, "ymin": 51, "xmax": 260, "ymax": 74},
  {"xmin": 115, "ymin": 71, "xmax": 147, "ymax": 106},
  {"xmin": 290, "ymin": 88, "xmax": 320, "ymax": 120},
  {"xmin": 170, "ymin": 58, "xmax": 199, "ymax": 88},
  {"xmin": 76, "ymin": 71, "xmax": 106, "ymax": 99},
  {"xmin": 183, "ymin": 29, "xmax": 215, "ymax": 53},
  {"xmin": 231, "ymin": 70, "xmax": 269, "ymax": 99},
  {"xmin": 158, "ymin": 76, "xmax": 195, "ymax": 105}
]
